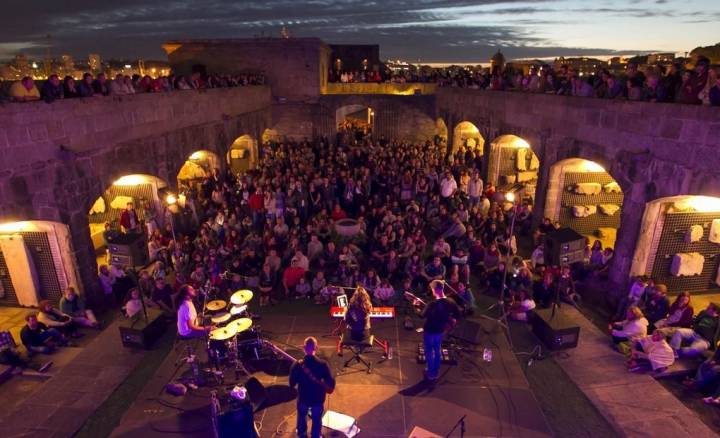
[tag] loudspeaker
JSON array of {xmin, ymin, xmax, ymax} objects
[
  {"xmin": 450, "ymin": 319, "xmax": 485, "ymax": 344},
  {"xmin": 544, "ymin": 228, "xmax": 585, "ymax": 266},
  {"xmin": 244, "ymin": 377, "xmax": 267, "ymax": 409},
  {"xmin": 118, "ymin": 308, "xmax": 167, "ymax": 349},
  {"xmin": 108, "ymin": 233, "xmax": 149, "ymax": 268},
  {"xmin": 218, "ymin": 401, "xmax": 258, "ymax": 438},
  {"xmin": 529, "ymin": 307, "xmax": 580, "ymax": 350}
]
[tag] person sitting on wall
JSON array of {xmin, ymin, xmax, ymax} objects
[
  {"xmin": 9, "ymin": 76, "xmax": 41, "ymax": 102},
  {"xmin": 59, "ymin": 286, "xmax": 100, "ymax": 328},
  {"xmin": 37, "ymin": 300, "xmax": 80, "ymax": 338},
  {"xmin": 609, "ymin": 306, "xmax": 648, "ymax": 345},
  {"xmin": 20, "ymin": 313, "xmax": 66, "ymax": 354},
  {"xmin": 667, "ymin": 303, "xmax": 719, "ymax": 358},
  {"xmin": 626, "ymin": 330, "xmax": 675, "ymax": 373}
]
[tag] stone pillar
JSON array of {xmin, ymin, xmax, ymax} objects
[
  {"xmin": 67, "ymin": 211, "xmax": 103, "ymax": 306},
  {"xmin": 608, "ymin": 182, "xmax": 647, "ymax": 295},
  {"xmin": 531, "ymin": 135, "xmax": 556, "ymax": 229}
]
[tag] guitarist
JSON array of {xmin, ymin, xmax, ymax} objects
[
  {"xmin": 420, "ymin": 282, "xmax": 461, "ymax": 381},
  {"xmin": 289, "ymin": 336, "xmax": 336, "ymax": 438}
]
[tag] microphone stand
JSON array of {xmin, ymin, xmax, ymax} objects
[{"xmin": 445, "ymin": 414, "xmax": 466, "ymax": 438}]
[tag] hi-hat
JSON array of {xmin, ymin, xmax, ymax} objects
[
  {"xmin": 206, "ymin": 300, "xmax": 227, "ymax": 311},
  {"xmin": 230, "ymin": 289, "xmax": 254, "ymax": 305},
  {"xmin": 230, "ymin": 304, "xmax": 248, "ymax": 315},
  {"xmin": 211, "ymin": 311, "xmax": 232, "ymax": 324},
  {"xmin": 226, "ymin": 318, "xmax": 253, "ymax": 334},
  {"xmin": 209, "ymin": 325, "xmax": 237, "ymax": 341}
]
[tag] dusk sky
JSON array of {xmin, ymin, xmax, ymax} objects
[{"xmin": 1, "ymin": 0, "xmax": 718, "ymax": 63}]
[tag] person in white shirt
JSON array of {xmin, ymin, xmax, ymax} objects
[
  {"xmin": 610, "ymin": 306, "xmax": 648, "ymax": 345},
  {"xmin": 439, "ymin": 171, "xmax": 457, "ymax": 199},
  {"xmin": 177, "ymin": 285, "xmax": 213, "ymax": 338},
  {"xmin": 509, "ymin": 290, "xmax": 536, "ymax": 321},
  {"xmin": 627, "ymin": 331, "xmax": 675, "ymax": 372}
]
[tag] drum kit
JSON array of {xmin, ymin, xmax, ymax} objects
[{"xmin": 204, "ymin": 289, "xmax": 260, "ymax": 380}]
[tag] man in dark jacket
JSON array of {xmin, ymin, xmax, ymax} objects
[
  {"xmin": 41, "ymin": 74, "xmax": 64, "ymax": 103},
  {"xmin": 289, "ymin": 337, "xmax": 335, "ymax": 438}
]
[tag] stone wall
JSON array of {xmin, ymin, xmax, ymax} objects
[
  {"xmin": 0, "ymin": 87, "xmax": 272, "ymax": 301},
  {"xmin": 437, "ymin": 88, "xmax": 720, "ymax": 291}
]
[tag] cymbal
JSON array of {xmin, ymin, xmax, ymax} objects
[
  {"xmin": 230, "ymin": 289, "xmax": 254, "ymax": 305},
  {"xmin": 230, "ymin": 304, "xmax": 248, "ymax": 315},
  {"xmin": 226, "ymin": 317, "xmax": 253, "ymax": 334},
  {"xmin": 209, "ymin": 325, "xmax": 237, "ymax": 341},
  {"xmin": 206, "ymin": 300, "xmax": 227, "ymax": 311},
  {"xmin": 211, "ymin": 311, "xmax": 232, "ymax": 324}
]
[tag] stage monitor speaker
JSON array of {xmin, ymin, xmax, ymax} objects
[
  {"xmin": 450, "ymin": 319, "xmax": 485, "ymax": 344},
  {"xmin": 118, "ymin": 308, "xmax": 167, "ymax": 349},
  {"xmin": 107, "ymin": 233, "xmax": 149, "ymax": 268},
  {"xmin": 544, "ymin": 228, "xmax": 585, "ymax": 266},
  {"xmin": 529, "ymin": 308, "xmax": 580, "ymax": 350},
  {"xmin": 244, "ymin": 376, "xmax": 267, "ymax": 409},
  {"xmin": 218, "ymin": 401, "xmax": 258, "ymax": 438}
]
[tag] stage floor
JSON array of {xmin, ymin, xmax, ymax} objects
[{"xmin": 111, "ymin": 302, "xmax": 552, "ymax": 438}]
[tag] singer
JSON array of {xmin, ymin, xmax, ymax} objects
[{"xmin": 422, "ymin": 282, "xmax": 460, "ymax": 381}]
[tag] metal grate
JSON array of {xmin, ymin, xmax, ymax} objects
[
  {"xmin": 559, "ymin": 172, "xmax": 624, "ymax": 237},
  {"xmin": 651, "ymin": 212, "xmax": 720, "ymax": 293},
  {"xmin": 0, "ymin": 250, "xmax": 18, "ymax": 306},
  {"xmin": 0, "ymin": 232, "xmax": 63, "ymax": 306}
]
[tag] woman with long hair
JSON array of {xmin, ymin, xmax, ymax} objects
[{"xmin": 345, "ymin": 286, "xmax": 373, "ymax": 341}]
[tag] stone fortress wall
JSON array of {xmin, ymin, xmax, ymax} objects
[{"xmin": 0, "ymin": 81, "xmax": 718, "ymax": 299}]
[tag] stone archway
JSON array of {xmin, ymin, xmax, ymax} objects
[
  {"xmin": 336, "ymin": 104, "xmax": 374, "ymax": 132},
  {"xmin": 435, "ymin": 118, "xmax": 449, "ymax": 146},
  {"xmin": 631, "ymin": 195, "xmax": 720, "ymax": 293},
  {"xmin": 88, "ymin": 174, "xmax": 168, "ymax": 251},
  {"xmin": 0, "ymin": 220, "xmax": 81, "ymax": 307},
  {"xmin": 452, "ymin": 121, "xmax": 484, "ymax": 154},
  {"xmin": 177, "ymin": 150, "xmax": 221, "ymax": 190},
  {"xmin": 486, "ymin": 135, "xmax": 539, "ymax": 203},
  {"xmin": 228, "ymin": 135, "xmax": 258, "ymax": 175}
]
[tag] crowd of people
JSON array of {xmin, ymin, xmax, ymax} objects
[
  {"xmin": 1, "ymin": 71, "xmax": 265, "ymax": 103},
  {"xmin": 329, "ymin": 57, "xmax": 720, "ymax": 106}
]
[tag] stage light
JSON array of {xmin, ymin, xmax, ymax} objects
[
  {"xmin": 113, "ymin": 175, "xmax": 149, "ymax": 186},
  {"xmin": 505, "ymin": 192, "xmax": 516, "ymax": 203},
  {"xmin": 189, "ymin": 151, "xmax": 204, "ymax": 160},
  {"xmin": 0, "ymin": 221, "xmax": 31, "ymax": 233},
  {"xmin": 511, "ymin": 138, "xmax": 530, "ymax": 148},
  {"xmin": 166, "ymin": 194, "xmax": 177, "ymax": 205},
  {"xmin": 685, "ymin": 196, "xmax": 720, "ymax": 213},
  {"xmin": 581, "ymin": 160, "xmax": 605, "ymax": 172}
]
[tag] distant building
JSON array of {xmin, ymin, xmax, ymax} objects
[
  {"xmin": 89, "ymin": 53, "xmax": 102, "ymax": 73},
  {"xmin": 490, "ymin": 50, "xmax": 505, "ymax": 72},
  {"xmin": 554, "ymin": 56, "xmax": 605, "ymax": 76},
  {"xmin": 647, "ymin": 53, "xmax": 675, "ymax": 65}
]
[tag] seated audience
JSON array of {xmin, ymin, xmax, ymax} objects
[
  {"xmin": 20, "ymin": 313, "xmax": 66, "ymax": 354},
  {"xmin": 59, "ymin": 286, "xmax": 99, "ymax": 328},
  {"xmin": 609, "ymin": 306, "xmax": 648, "ymax": 345},
  {"xmin": 626, "ymin": 331, "xmax": 675, "ymax": 373},
  {"xmin": 667, "ymin": 303, "xmax": 719, "ymax": 358},
  {"xmin": 37, "ymin": 300, "xmax": 79, "ymax": 337}
]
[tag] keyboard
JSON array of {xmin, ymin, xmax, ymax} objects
[{"xmin": 330, "ymin": 306, "xmax": 396, "ymax": 319}]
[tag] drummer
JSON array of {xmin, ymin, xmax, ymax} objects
[{"xmin": 177, "ymin": 285, "xmax": 214, "ymax": 338}]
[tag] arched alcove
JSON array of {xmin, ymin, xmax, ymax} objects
[
  {"xmin": 0, "ymin": 220, "xmax": 83, "ymax": 307},
  {"xmin": 486, "ymin": 135, "xmax": 539, "ymax": 203},
  {"xmin": 545, "ymin": 158, "xmax": 624, "ymax": 249},
  {"xmin": 435, "ymin": 118, "xmax": 449, "ymax": 146},
  {"xmin": 177, "ymin": 150, "xmax": 221, "ymax": 190},
  {"xmin": 452, "ymin": 121, "xmax": 484, "ymax": 154},
  {"xmin": 631, "ymin": 195, "xmax": 720, "ymax": 293},
  {"xmin": 87, "ymin": 174, "xmax": 167, "ymax": 257},
  {"xmin": 262, "ymin": 128, "xmax": 280, "ymax": 144},
  {"xmin": 336, "ymin": 104, "xmax": 374, "ymax": 140},
  {"xmin": 228, "ymin": 135, "xmax": 258, "ymax": 175}
]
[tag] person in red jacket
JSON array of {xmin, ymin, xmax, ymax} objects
[{"xmin": 249, "ymin": 188, "xmax": 265, "ymax": 228}]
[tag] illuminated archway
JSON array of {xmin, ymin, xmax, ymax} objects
[
  {"xmin": 435, "ymin": 118, "xmax": 449, "ymax": 146},
  {"xmin": 87, "ymin": 174, "xmax": 167, "ymax": 253},
  {"xmin": 336, "ymin": 105, "xmax": 374, "ymax": 139},
  {"xmin": 0, "ymin": 221, "xmax": 82, "ymax": 307},
  {"xmin": 262, "ymin": 128, "xmax": 280, "ymax": 144},
  {"xmin": 177, "ymin": 150, "xmax": 221, "ymax": 189},
  {"xmin": 452, "ymin": 121, "xmax": 484, "ymax": 154},
  {"xmin": 545, "ymin": 158, "xmax": 624, "ymax": 249},
  {"xmin": 486, "ymin": 135, "xmax": 539, "ymax": 203},
  {"xmin": 228, "ymin": 135, "xmax": 258, "ymax": 175},
  {"xmin": 631, "ymin": 195, "xmax": 720, "ymax": 293}
]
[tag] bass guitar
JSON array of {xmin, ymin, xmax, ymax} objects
[{"xmin": 403, "ymin": 291, "xmax": 457, "ymax": 333}]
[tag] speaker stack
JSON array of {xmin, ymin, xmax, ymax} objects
[
  {"xmin": 107, "ymin": 233, "xmax": 149, "ymax": 268},
  {"xmin": 544, "ymin": 228, "xmax": 585, "ymax": 266}
]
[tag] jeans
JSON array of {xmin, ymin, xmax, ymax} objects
[
  {"xmin": 423, "ymin": 331, "xmax": 444, "ymax": 379},
  {"xmin": 297, "ymin": 402, "xmax": 323, "ymax": 438},
  {"xmin": 694, "ymin": 361, "xmax": 720, "ymax": 391},
  {"xmin": 670, "ymin": 328, "xmax": 710, "ymax": 357}
]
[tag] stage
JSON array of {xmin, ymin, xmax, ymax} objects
[{"xmin": 110, "ymin": 302, "xmax": 552, "ymax": 437}]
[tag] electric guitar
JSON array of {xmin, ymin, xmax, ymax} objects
[{"xmin": 403, "ymin": 291, "xmax": 458, "ymax": 333}]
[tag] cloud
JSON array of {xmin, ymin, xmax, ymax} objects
[{"xmin": 0, "ymin": 0, "xmax": 716, "ymax": 62}]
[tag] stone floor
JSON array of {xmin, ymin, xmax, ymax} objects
[
  {"xmin": 1, "ymin": 315, "xmax": 148, "ymax": 438},
  {"xmin": 553, "ymin": 306, "xmax": 718, "ymax": 437}
]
